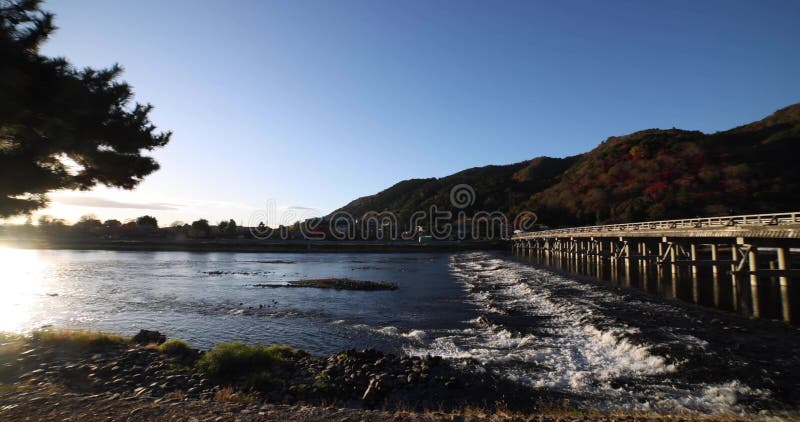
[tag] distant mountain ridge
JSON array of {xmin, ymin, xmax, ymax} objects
[{"xmin": 333, "ymin": 104, "xmax": 800, "ymax": 227}]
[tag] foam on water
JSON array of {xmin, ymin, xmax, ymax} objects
[
  {"xmin": 403, "ymin": 252, "xmax": 768, "ymax": 415},
  {"xmin": 349, "ymin": 324, "xmax": 429, "ymax": 344}
]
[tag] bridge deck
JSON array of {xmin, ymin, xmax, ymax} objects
[{"xmin": 512, "ymin": 212, "xmax": 800, "ymax": 241}]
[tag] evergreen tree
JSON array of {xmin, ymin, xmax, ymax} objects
[{"xmin": 0, "ymin": 0, "xmax": 171, "ymax": 217}]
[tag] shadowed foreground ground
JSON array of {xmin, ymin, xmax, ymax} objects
[
  {"xmin": 0, "ymin": 387, "xmax": 761, "ymax": 422},
  {"xmin": 0, "ymin": 330, "xmax": 768, "ymax": 421}
]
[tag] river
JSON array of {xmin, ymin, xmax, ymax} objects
[{"xmin": 1, "ymin": 248, "xmax": 798, "ymax": 415}]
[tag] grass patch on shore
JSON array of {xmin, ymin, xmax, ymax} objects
[
  {"xmin": 214, "ymin": 386, "xmax": 256, "ymax": 404},
  {"xmin": 158, "ymin": 338, "xmax": 198, "ymax": 366},
  {"xmin": 0, "ymin": 334, "xmax": 24, "ymax": 384},
  {"xmin": 198, "ymin": 342, "xmax": 306, "ymax": 387},
  {"xmin": 158, "ymin": 338, "xmax": 192, "ymax": 356},
  {"xmin": 0, "ymin": 332, "xmax": 24, "ymax": 345},
  {"xmin": 0, "ymin": 333, "xmax": 25, "ymax": 355},
  {"xmin": 30, "ymin": 329, "xmax": 129, "ymax": 350}
]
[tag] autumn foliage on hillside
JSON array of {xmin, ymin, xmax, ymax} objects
[
  {"xmin": 530, "ymin": 104, "xmax": 800, "ymax": 225},
  {"xmin": 335, "ymin": 104, "xmax": 800, "ymax": 227}
]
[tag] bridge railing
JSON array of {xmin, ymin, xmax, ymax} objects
[{"xmin": 512, "ymin": 212, "xmax": 800, "ymax": 239}]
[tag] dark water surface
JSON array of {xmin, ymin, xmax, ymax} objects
[{"xmin": 2, "ymin": 248, "xmax": 799, "ymax": 415}]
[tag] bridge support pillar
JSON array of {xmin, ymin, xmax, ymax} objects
[
  {"xmin": 710, "ymin": 244, "xmax": 719, "ymax": 275},
  {"xmin": 777, "ymin": 247, "xmax": 791, "ymax": 323},
  {"xmin": 667, "ymin": 242, "xmax": 678, "ymax": 298},
  {"xmin": 709, "ymin": 243, "xmax": 720, "ymax": 307},
  {"xmin": 749, "ymin": 246, "xmax": 761, "ymax": 318},
  {"xmin": 611, "ymin": 253, "xmax": 619, "ymax": 283},
  {"xmin": 690, "ymin": 243, "xmax": 699, "ymax": 304},
  {"xmin": 641, "ymin": 241, "xmax": 650, "ymax": 290},
  {"xmin": 623, "ymin": 240, "xmax": 631, "ymax": 286},
  {"xmin": 731, "ymin": 245, "xmax": 740, "ymax": 311},
  {"xmin": 711, "ymin": 270, "xmax": 721, "ymax": 308},
  {"xmin": 594, "ymin": 240, "xmax": 603, "ymax": 278},
  {"xmin": 670, "ymin": 242, "xmax": 678, "ymax": 276}
]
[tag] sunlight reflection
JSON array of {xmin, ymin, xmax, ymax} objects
[{"xmin": 0, "ymin": 248, "xmax": 47, "ymax": 332}]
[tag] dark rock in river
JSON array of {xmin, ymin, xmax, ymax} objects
[
  {"xmin": 132, "ymin": 330, "xmax": 166, "ymax": 345},
  {"xmin": 254, "ymin": 278, "xmax": 398, "ymax": 291}
]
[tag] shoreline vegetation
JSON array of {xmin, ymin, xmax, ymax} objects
[
  {"xmin": 0, "ymin": 329, "xmax": 751, "ymax": 421},
  {"xmin": 0, "ymin": 238, "xmax": 507, "ymax": 253}
]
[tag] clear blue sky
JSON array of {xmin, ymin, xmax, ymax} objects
[{"xmin": 34, "ymin": 0, "xmax": 800, "ymax": 225}]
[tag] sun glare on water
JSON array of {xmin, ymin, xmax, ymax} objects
[{"xmin": 0, "ymin": 247, "xmax": 48, "ymax": 332}]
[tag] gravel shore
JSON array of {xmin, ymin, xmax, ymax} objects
[{"xmin": 3, "ymin": 387, "xmax": 743, "ymax": 422}]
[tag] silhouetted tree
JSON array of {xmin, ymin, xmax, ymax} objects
[
  {"xmin": 224, "ymin": 219, "xmax": 237, "ymax": 235},
  {"xmin": 190, "ymin": 219, "xmax": 210, "ymax": 238},
  {"xmin": 103, "ymin": 219, "xmax": 122, "ymax": 229},
  {"xmin": 0, "ymin": 1, "xmax": 171, "ymax": 217},
  {"xmin": 74, "ymin": 214, "xmax": 102, "ymax": 227},
  {"xmin": 192, "ymin": 219, "xmax": 209, "ymax": 230},
  {"xmin": 119, "ymin": 221, "xmax": 140, "ymax": 237},
  {"xmin": 37, "ymin": 215, "xmax": 54, "ymax": 227},
  {"xmin": 72, "ymin": 214, "xmax": 103, "ymax": 236},
  {"xmin": 136, "ymin": 215, "xmax": 158, "ymax": 229},
  {"xmin": 37, "ymin": 214, "xmax": 66, "ymax": 235}
]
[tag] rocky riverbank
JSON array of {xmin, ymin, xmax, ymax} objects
[
  {"xmin": 1, "ymin": 330, "xmax": 549, "ymax": 409},
  {"xmin": 0, "ymin": 329, "xmax": 758, "ymax": 421}
]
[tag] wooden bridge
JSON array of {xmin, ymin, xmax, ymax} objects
[{"xmin": 511, "ymin": 212, "xmax": 800, "ymax": 323}]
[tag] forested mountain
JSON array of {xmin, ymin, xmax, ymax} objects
[{"xmin": 333, "ymin": 104, "xmax": 800, "ymax": 227}]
